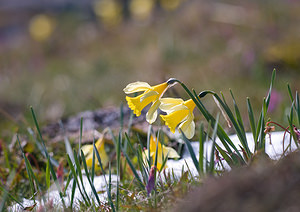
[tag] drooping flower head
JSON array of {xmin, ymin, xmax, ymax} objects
[
  {"xmin": 124, "ymin": 79, "xmax": 176, "ymax": 124},
  {"xmin": 160, "ymin": 98, "xmax": 196, "ymax": 139},
  {"xmin": 143, "ymin": 136, "xmax": 180, "ymax": 170}
]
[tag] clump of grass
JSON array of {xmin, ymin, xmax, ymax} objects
[{"xmin": 1, "ymin": 69, "xmax": 299, "ymax": 211}]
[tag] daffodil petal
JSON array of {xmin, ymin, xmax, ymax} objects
[
  {"xmin": 160, "ymin": 103, "xmax": 187, "ymax": 114},
  {"xmin": 123, "ymin": 81, "xmax": 151, "ymax": 94},
  {"xmin": 140, "ymin": 90, "xmax": 158, "ymax": 102},
  {"xmin": 163, "ymin": 146, "xmax": 180, "ymax": 159},
  {"xmin": 179, "ymin": 117, "xmax": 195, "ymax": 139},
  {"xmin": 159, "ymin": 98, "xmax": 185, "ymax": 112},
  {"xmin": 81, "ymin": 145, "xmax": 93, "ymax": 156},
  {"xmin": 146, "ymin": 100, "xmax": 160, "ymax": 124}
]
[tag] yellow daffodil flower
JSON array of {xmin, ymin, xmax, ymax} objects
[
  {"xmin": 143, "ymin": 136, "xmax": 180, "ymax": 170},
  {"xmin": 130, "ymin": 0, "xmax": 154, "ymax": 21},
  {"xmin": 124, "ymin": 80, "xmax": 173, "ymax": 124},
  {"xmin": 29, "ymin": 14, "xmax": 55, "ymax": 42},
  {"xmin": 160, "ymin": 98, "xmax": 196, "ymax": 139},
  {"xmin": 81, "ymin": 136, "xmax": 109, "ymax": 170}
]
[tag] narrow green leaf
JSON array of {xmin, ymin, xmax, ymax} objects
[
  {"xmin": 287, "ymin": 84, "xmax": 294, "ymax": 102},
  {"xmin": 296, "ymin": 91, "xmax": 300, "ymax": 125},
  {"xmin": 30, "ymin": 107, "xmax": 66, "ymax": 207},
  {"xmin": 180, "ymin": 130, "xmax": 199, "ymax": 171},
  {"xmin": 266, "ymin": 69, "xmax": 276, "ymax": 108},
  {"xmin": 91, "ymin": 138, "xmax": 96, "ymax": 183},
  {"xmin": 81, "ymin": 150, "xmax": 102, "ymax": 206},
  {"xmin": 108, "ymin": 163, "xmax": 116, "ymax": 212},
  {"xmin": 93, "ymin": 143, "xmax": 115, "ymax": 210},
  {"xmin": 46, "ymin": 158, "xmax": 50, "ymax": 189},
  {"xmin": 209, "ymin": 114, "xmax": 219, "ymax": 174},
  {"xmin": 66, "ymin": 154, "xmax": 90, "ymax": 206},
  {"xmin": 247, "ymin": 97, "xmax": 256, "ymax": 140},
  {"xmin": 0, "ymin": 170, "xmax": 24, "ymax": 210},
  {"xmin": 121, "ymin": 148, "xmax": 145, "ymax": 189},
  {"xmin": 73, "ymin": 150, "xmax": 91, "ymax": 205}
]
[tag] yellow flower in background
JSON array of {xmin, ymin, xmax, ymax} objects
[
  {"xmin": 93, "ymin": 0, "xmax": 122, "ymax": 27},
  {"xmin": 159, "ymin": 0, "xmax": 181, "ymax": 11},
  {"xmin": 130, "ymin": 0, "xmax": 154, "ymax": 21},
  {"xmin": 160, "ymin": 98, "xmax": 196, "ymax": 139},
  {"xmin": 81, "ymin": 136, "xmax": 109, "ymax": 170},
  {"xmin": 124, "ymin": 81, "xmax": 170, "ymax": 124},
  {"xmin": 143, "ymin": 136, "xmax": 180, "ymax": 170},
  {"xmin": 29, "ymin": 14, "xmax": 55, "ymax": 42}
]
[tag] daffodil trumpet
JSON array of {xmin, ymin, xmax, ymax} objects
[
  {"xmin": 160, "ymin": 98, "xmax": 196, "ymax": 139},
  {"xmin": 124, "ymin": 79, "xmax": 176, "ymax": 124}
]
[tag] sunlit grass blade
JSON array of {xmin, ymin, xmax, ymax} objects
[
  {"xmin": 198, "ymin": 123, "xmax": 204, "ymax": 174},
  {"xmin": 66, "ymin": 154, "xmax": 90, "ymax": 206},
  {"xmin": 93, "ymin": 142, "xmax": 115, "ymax": 210},
  {"xmin": 213, "ymin": 92, "xmax": 250, "ymax": 158},
  {"xmin": 79, "ymin": 117, "xmax": 83, "ymax": 156},
  {"xmin": 108, "ymin": 163, "xmax": 116, "ymax": 212},
  {"xmin": 296, "ymin": 91, "xmax": 300, "ymax": 125},
  {"xmin": 193, "ymin": 90, "xmax": 245, "ymax": 165},
  {"xmin": 46, "ymin": 158, "xmax": 51, "ymax": 190},
  {"xmin": 91, "ymin": 138, "xmax": 96, "ymax": 183},
  {"xmin": 70, "ymin": 178, "xmax": 77, "ymax": 209},
  {"xmin": 137, "ymin": 145, "xmax": 148, "ymax": 184},
  {"xmin": 208, "ymin": 114, "xmax": 219, "ymax": 174},
  {"xmin": 287, "ymin": 84, "xmax": 294, "ymax": 102},
  {"xmin": 63, "ymin": 170, "xmax": 72, "ymax": 194},
  {"xmin": 81, "ymin": 150, "xmax": 102, "ymax": 207},
  {"xmin": 180, "ymin": 130, "xmax": 199, "ymax": 171},
  {"xmin": 116, "ymin": 131, "xmax": 122, "ymax": 211},
  {"xmin": 30, "ymin": 107, "xmax": 66, "ymax": 207},
  {"xmin": 265, "ymin": 69, "xmax": 276, "ymax": 108},
  {"xmin": 247, "ymin": 97, "xmax": 256, "ymax": 140},
  {"xmin": 121, "ymin": 146, "xmax": 145, "ymax": 189},
  {"xmin": 72, "ymin": 150, "xmax": 91, "ymax": 205},
  {"xmin": 147, "ymin": 125, "xmax": 152, "ymax": 168},
  {"xmin": 27, "ymin": 128, "xmax": 59, "ymax": 167},
  {"xmin": 287, "ymin": 106, "xmax": 299, "ymax": 148},
  {"xmin": 17, "ymin": 135, "xmax": 36, "ymax": 200}
]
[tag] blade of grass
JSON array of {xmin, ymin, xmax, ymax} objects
[
  {"xmin": 208, "ymin": 114, "xmax": 219, "ymax": 174},
  {"xmin": 180, "ymin": 130, "xmax": 199, "ymax": 171},
  {"xmin": 81, "ymin": 150, "xmax": 102, "ymax": 207},
  {"xmin": 116, "ymin": 131, "xmax": 121, "ymax": 211},
  {"xmin": 108, "ymin": 163, "xmax": 116, "ymax": 212},
  {"xmin": 66, "ymin": 154, "xmax": 90, "ymax": 206},
  {"xmin": 93, "ymin": 142, "xmax": 115, "ymax": 210},
  {"xmin": 0, "ymin": 170, "xmax": 24, "ymax": 210},
  {"xmin": 121, "ymin": 147, "xmax": 145, "ymax": 189},
  {"xmin": 46, "ymin": 158, "xmax": 51, "ymax": 190},
  {"xmin": 72, "ymin": 149, "xmax": 91, "ymax": 205},
  {"xmin": 30, "ymin": 107, "xmax": 66, "ymax": 207},
  {"xmin": 247, "ymin": 97, "xmax": 256, "ymax": 141}
]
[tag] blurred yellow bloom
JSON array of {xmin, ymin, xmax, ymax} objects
[
  {"xmin": 124, "ymin": 81, "xmax": 169, "ymax": 124},
  {"xmin": 130, "ymin": 0, "xmax": 154, "ymax": 21},
  {"xmin": 81, "ymin": 136, "xmax": 109, "ymax": 170},
  {"xmin": 160, "ymin": 0, "xmax": 181, "ymax": 11},
  {"xmin": 143, "ymin": 136, "xmax": 179, "ymax": 170},
  {"xmin": 160, "ymin": 98, "xmax": 196, "ymax": 139},
  {"xmin": 29, "ymin": 14, "xmax": 55, "ymax": 42},
  {"xmin": 93, "ymin": 0, "xmax": 122, "ymax": 27}
]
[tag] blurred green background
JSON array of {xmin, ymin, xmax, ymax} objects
[{"xmin": 0, "ymin": 0, "xmax": 299, "ymax": 130}]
